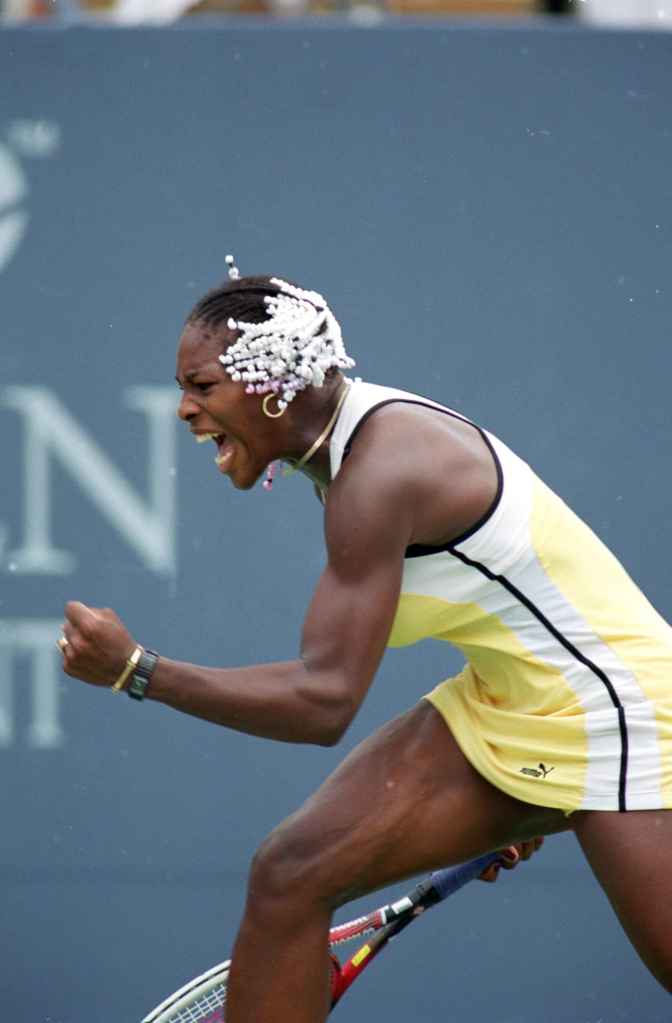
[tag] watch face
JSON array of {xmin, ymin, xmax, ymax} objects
[
  {"xmin": 128, "ymin": 674, "xmax": 148, "ymax": 700},
  {"xmin": 127, "ymin": 651, "xmax": 158, "ymax": 700}
]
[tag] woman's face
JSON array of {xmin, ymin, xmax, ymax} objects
[{"xmin": 176, "ymin": 322, "xmax": 273, "ymax": 490}]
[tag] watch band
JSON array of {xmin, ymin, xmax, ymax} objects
[{"xmin": 127, "ymin": 648, "xmax": 159, "ymax": 701}]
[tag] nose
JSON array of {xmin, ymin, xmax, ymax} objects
[{"xmin": 177, "ymin": 392, "xmax": 199, "ymax": 421}]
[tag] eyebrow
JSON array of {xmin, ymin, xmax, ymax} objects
[{"xmin": 175, "ymin": 370, "xmax": 203, "ymax": 385}]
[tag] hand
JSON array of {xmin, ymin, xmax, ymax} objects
[
  {"xmin": 479, "ymin": 837, "xmax": 544, "ymax": 883},
  {"xmin": 59, "ymin": 601, "xmax": 137, "ymax": 687}
]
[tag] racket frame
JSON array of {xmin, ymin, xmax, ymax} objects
[
  {"xmin": 141, "ymin": 960, "xmax": 230, "ymax": 1023},
  {"xmin": 141, "ymin": 850, "xmax": 502, "ymax": 1022}
]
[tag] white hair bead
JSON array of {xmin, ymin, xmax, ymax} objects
[
  {"xmin": 218, "ymin": 276, "xmax": 355, "ymax": 406},
  {"xmin": 225, "ymin": 255, "xmax": 241, "ymax": 281}
]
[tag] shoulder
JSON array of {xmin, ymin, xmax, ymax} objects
[
  {"xmin": 322, "ymin": 406, "xmax": 429, "ymax": 547},
  {"xmin": 326, "ymin": 393, "xmax": 499, "ymax": 552},
  {"xmin": 333, "ymin": 396, "xmax": 480, "ymax": 499},
  {"xmin": 321, "ymin": 408, "xmax": 421, "ymax": 575}
]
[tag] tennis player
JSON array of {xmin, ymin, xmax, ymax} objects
[{"xmin": 60, "ymin": 262, "xmax": 672, "ymax": 1020}]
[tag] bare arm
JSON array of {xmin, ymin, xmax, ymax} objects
[
  {"xmin": 61, "ymin": 410, "xmax": 494, "ymax": 745},
  {"xmin": 141, "ymin": 490, "xmax": 406, "ymax": 746},
  {"xmin": 61, "ymin": 443, "xmax": 412, "ymax": 744}
]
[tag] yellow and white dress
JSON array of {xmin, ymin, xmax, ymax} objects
[{"xmin": 330, "ymin": 380, "xmax": 672, "ymax": 814}]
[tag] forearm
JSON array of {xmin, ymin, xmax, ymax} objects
[{"xmin": 146, "ymin": 655, "xmax": 350, "ymax": 746}]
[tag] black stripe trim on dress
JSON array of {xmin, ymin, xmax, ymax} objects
[
  {"xmin": 447, "ymin": 545, "xmax": 629, "ymax": 812},
  {"xmin": 341, "ymin": 399, "xmax": 504, "ymax": 555}
]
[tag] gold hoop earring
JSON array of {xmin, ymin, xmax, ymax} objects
[{"xmin": 262, "ymin": 393, "xmax": 286, "ymax": 419}]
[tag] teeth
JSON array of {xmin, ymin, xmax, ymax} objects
[{"xmin": 194, "ymin": 433, "xmax": 218, "ymax": 444}]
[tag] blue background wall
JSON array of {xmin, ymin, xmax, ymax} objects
[{"xmin": 0, "ymin": 21, "xmax": 671, "ymax": 1021}]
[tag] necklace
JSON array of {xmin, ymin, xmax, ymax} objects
[{"xmin": 282, "ymin": 381, "xmax": 350, "ymax": 479}]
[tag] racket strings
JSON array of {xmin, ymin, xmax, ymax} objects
[{"xmin": 168, "ymin": 983, "xmax": 227, "ymax": 1023}]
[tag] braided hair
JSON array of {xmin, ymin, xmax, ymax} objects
[
  {"xmin": 186, "ymin": 275, "xmax": 286, "ymax": 332},
  {"xmin": 186, "ymin": 259, "xmax": 355, "ymax": 411}
]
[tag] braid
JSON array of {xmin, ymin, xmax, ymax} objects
[
  {"xmin": 187, "ymin": 262, "xmax": 355, "ymax": 411},
  {"xmin": 187, "ymin": 276, "xmax": 287, "ymax": 330}
]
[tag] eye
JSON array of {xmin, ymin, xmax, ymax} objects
[{"xmin": 196, "ymin": 382, "xmax": 214, "ymax": 394}]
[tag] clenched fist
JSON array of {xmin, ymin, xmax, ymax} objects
[{"xmin": 60, "ymin": 601, "xmax": 137, "ymax": 687}]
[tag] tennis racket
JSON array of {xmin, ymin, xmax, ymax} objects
[{"xmin": 140, "ymin": 850, "xmax": 501, "ymax": 1023}]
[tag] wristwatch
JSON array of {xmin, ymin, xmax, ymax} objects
[{"xmin": 127, "ymin": 648, "xmax": 159, "ymax": 701}]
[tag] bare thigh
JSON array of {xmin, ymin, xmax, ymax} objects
[
  {"xmin": 572, "ymin": 809, "xmax": 672, "ymax": 992},
  {"xmin": 227, "ymin": 702, "xmax": 571, "ymax": 1023},
  {"xmin": 260, "ymin": 700, "xmax": 569, "ymax": 907}
]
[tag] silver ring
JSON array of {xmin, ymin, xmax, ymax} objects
[{"xmin": 57, "ymin": 636, "xmax": 69, "ymax": 653}]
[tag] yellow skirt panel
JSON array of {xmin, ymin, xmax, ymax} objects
[{"xmin": 425, "ymin": 666, "xmax": 590, "ymax": 814}]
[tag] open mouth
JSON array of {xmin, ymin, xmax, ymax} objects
[
  {"xmin": 214, "ymin": 434, "xmax": 235, "ymax": 472},
  {"xmin": 193, "ymin": 432, "xmax": 236, "ymax": 473}
]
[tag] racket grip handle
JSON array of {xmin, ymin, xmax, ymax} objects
[{"xmin": 429, "ymin": 851, "xmax": 501, "ymax": 901}]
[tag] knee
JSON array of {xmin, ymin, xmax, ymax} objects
[{"xmin": 246, "ymin": 815, "xmax": 341, "ymax": 916}]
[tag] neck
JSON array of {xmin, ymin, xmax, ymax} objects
[{"xmin": 283, "ymin": 379, "xmax": 350, "ymax": 488}]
